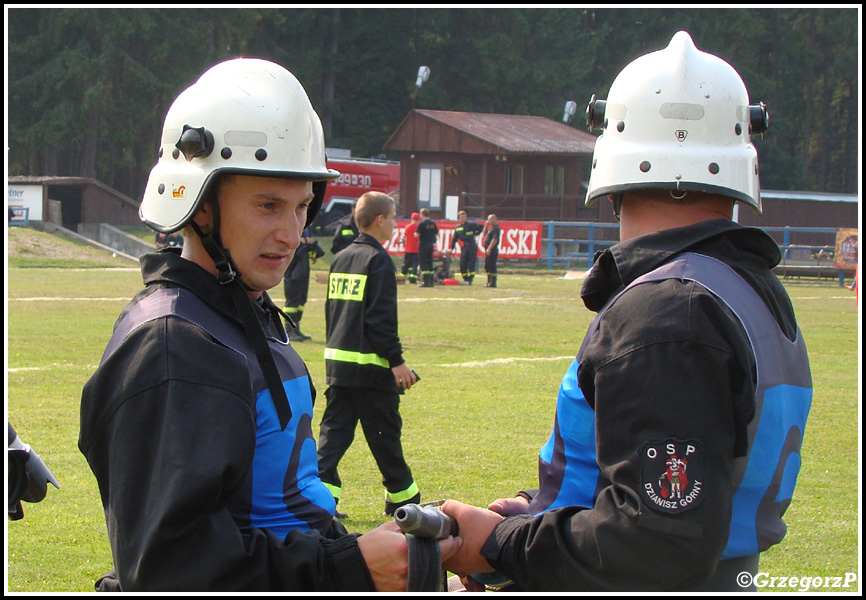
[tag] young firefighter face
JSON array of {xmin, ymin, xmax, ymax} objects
[{"xmin": 195, "ymin": 175, "xmax": 314, "ymax": 297}]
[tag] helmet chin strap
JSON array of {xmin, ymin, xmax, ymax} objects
[
  {"xmin": 189, "ymin": 200, "xmax": 244, "ymax": 286},
  {"xmin": 190, "ymin": 220, "xmax": 241, "ymax": 285},
  {"xmin": 611, "ymin": 194, "xmax": 623, "ymax": 222},
  {"xmin": 190, "ymin": 205, "xmax": 294, "ymax": 431}
]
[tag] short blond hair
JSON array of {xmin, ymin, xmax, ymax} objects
[{"xmin": 355, "ymin": 192, "xmax": 395, "ymax": 229}]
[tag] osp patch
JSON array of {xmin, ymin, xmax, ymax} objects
[{"xmin": 640, "ymin": 439, "xmax": 704, "ymax": 515}]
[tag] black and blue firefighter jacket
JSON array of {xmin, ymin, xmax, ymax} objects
[
  {"xmin": 79, "ymin": 249, "xmax": 374, "ymax": 592},
  {"xmin": 479, "ymin": 219, "xmax": 812, "ymax": 592}
]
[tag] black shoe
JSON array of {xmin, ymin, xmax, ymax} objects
[
  {"xmin": 334, "ymin": 510, "xmax": 348, "ymax": 520},
  {"xmin": 384, "ymin": 493, "xmax": 422, "ymax": 516},
  {"xmin": 289, "ymin": 328, "xmax": 311, "ymax": 341}
]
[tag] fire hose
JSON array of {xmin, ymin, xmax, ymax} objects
[{"xmin": 393, "ymin": 502, "xmax": 458, "ymax": 591}]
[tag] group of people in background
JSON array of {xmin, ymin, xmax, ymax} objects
[
  {"xmin": 402, "ymin": 209, "xmax": 501, "ymax": 288},
  {"xmin": 277, "ymin": 198, "xmax": 501, "ymax": 529},
  {"xmin": 447, "ymin": 211, "xmax": 501, "ymax": 287},
  {"xmin": 289, "ymin": 206, "xmax": 502, "ymax": 336}
]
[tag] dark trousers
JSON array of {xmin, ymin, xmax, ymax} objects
[
  {"xmin": 485, "ymin": 249, "xmax": 499, "ymax": 274},
  {"xmin": 283, "ymin": 251, "xmax": 310, "ymax": 324},
  {"xmin": 317, "ymin": 386, "xmax": 414, "ymax": 498},
  {"xmin": 402, "ymin": 252, "xmax": 419, "ymax": 282},
  {"xmin": 419, "ymin": 244, "xmax": 436, "ymax": 285},
  {"xmin": 419, "ymin": 244, "xmax": 435, "ymax": 275},
  {"xmin": 459, "ymin": 246, "xmax": 478, "ymax": 280}
]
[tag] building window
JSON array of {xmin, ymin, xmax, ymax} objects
[
  {"xmin": 418, "ymin": 164, "xmax": 442, "ymax": 209},
  {"xmin": 504, "ymin": 164, "xmax": 524, "ymax": 194},
  {"xmin": 544, "ymin": 166, "xmax": 565, "ymax": 195}
]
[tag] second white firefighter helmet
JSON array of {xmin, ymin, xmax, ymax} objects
[{"xmin": 585, "ymin": 31, "xmax": 768, "ymax": 214}]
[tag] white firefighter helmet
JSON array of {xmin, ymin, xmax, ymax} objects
[
  {"xmin": 140, "ymin": 58, "xmax": 339, "ymax": 232},
  {"xmin": 584, "ymin": 31, "xmax": 768, "ymax": 214}
]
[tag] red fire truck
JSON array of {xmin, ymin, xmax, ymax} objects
[{"xmin": 312, "ymin": 156, "xmax": 400, "ymax": 233}]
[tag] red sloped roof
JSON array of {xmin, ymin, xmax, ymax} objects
[{"xmin": 385, "ymin": 109, "xmax": 597, "ymax": 155}]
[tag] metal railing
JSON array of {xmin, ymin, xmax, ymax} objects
[
  {"xmin": 542, "ymin": 221, "xmax": 619, "ymax": 270},
  {"xmin": 540, "ymin": 222, "xmax": 856, "ymax": 285}
]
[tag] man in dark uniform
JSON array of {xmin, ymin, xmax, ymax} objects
[
  {"xmin": 330, "ymin": 204, "xmax": 359, "ymax": 254},
  {"xmin": 415, "ymin": 208, "xmax": 439, "ymax": 287},
  {"xmin": 449, "ymin": 210, "xmax": 484, "ymax": 284},
  {"xmin": 79, "ymin": 58, "xmax": 457, "ymax": 593},
  {"xmin": 282, "ymin": 227, "xmax": 324, "ymax": 341},
  {"xmin": 443, "ymin": 32, "xmax": 811, "ymax": 592},
  {"xmin": 318, "ymin": 191, "xmax": 422, "ymax": 517},
  {"xmin": 481, "ymin": 214, "xmax": 500, "ymax": 287}
]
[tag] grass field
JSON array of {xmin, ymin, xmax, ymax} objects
[{"xmin": 5, "ymin": 228, "xmax": 861, "ymax": 592}]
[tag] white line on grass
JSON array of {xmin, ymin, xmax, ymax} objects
[
  {"xmin": 441, "ymin": 356, "xmax": 574, "ymax": 368},
  {"xmin": 10, "ymin": 357, "xmax": 576, "ymax": 372},
  {"xmin": 401, "ymin": 297, "xmax": 561, "ymax": 303},
  {"xmin": 8, "ymin": 364, "xmax": 98, "ymax": 373}
]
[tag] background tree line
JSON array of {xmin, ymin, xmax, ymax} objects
[{"xmin": 7, "ymin": 7, "xmax": 859, "ymax": 203}]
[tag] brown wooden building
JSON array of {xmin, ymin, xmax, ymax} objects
[
  {"xmin": 383, "ymin": 109, "xmax": 601, "ymax": 221},
  {"xmin": 739, "ymin": 190, "xmax": 858, "ymax": 229}
]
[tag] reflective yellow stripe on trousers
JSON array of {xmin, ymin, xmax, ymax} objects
[{"xmin": 387, "ymin": 481, "xmax": 420, "ymax": 503}]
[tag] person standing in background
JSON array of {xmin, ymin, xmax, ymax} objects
[
  {"xmin": 318, "ymin": 192, "xmax": 422, "ymax": 518},
  {"xmin": 401, "ymin": 212, "xmax": 421, "ymax": 284},
  {"xmin": 449, "ymin": 210, "xmax": 484, "ymax": 285},
  {"xmin": 283, "ymin": 227, "xmax": 324, "ymax": 342},
  {"xmin": 415, "ymin": 208, "xmax": 439, "ymax": 288},
  {"xmin": 481, "ymin": 214, "xmax": 500, "ymax": 288},
  {"xmin": 330, "ymin": 202, "xmax": 359, "ymax": 254}
]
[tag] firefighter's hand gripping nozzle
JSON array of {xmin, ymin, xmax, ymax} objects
[{"xmin": 394, "ymin": 503, "xmax": 458, "ymax": 539}]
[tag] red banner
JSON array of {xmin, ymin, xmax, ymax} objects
[{"xmin": 384, "ymin": 220, "xmax": 543, "ymax": 259}]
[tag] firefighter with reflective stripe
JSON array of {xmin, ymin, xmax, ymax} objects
[
  {"xmin": 443, "ymin": 32, "xmax": 810, "ymax": 592},
  {"xmin": 318, "ymin": 191, "xmax": 421, "ymax": 517},
  {"xmin": 330, "ymin": 206, "xmax": 359, "ymax": 254},
  {"xmin": 282, "ymin": 227, "xmax": 322, "ymax": 341},
  {"xmin": 449, "ymin": 210, "xmax": 484, "ymax": 284},
  {"xmin": 79, "ymin": 59, "xmax": 458, "ymax": 592},
  {"xmin": 415, "ymin": 207, "xmax": 439, "ymax": 287}
]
